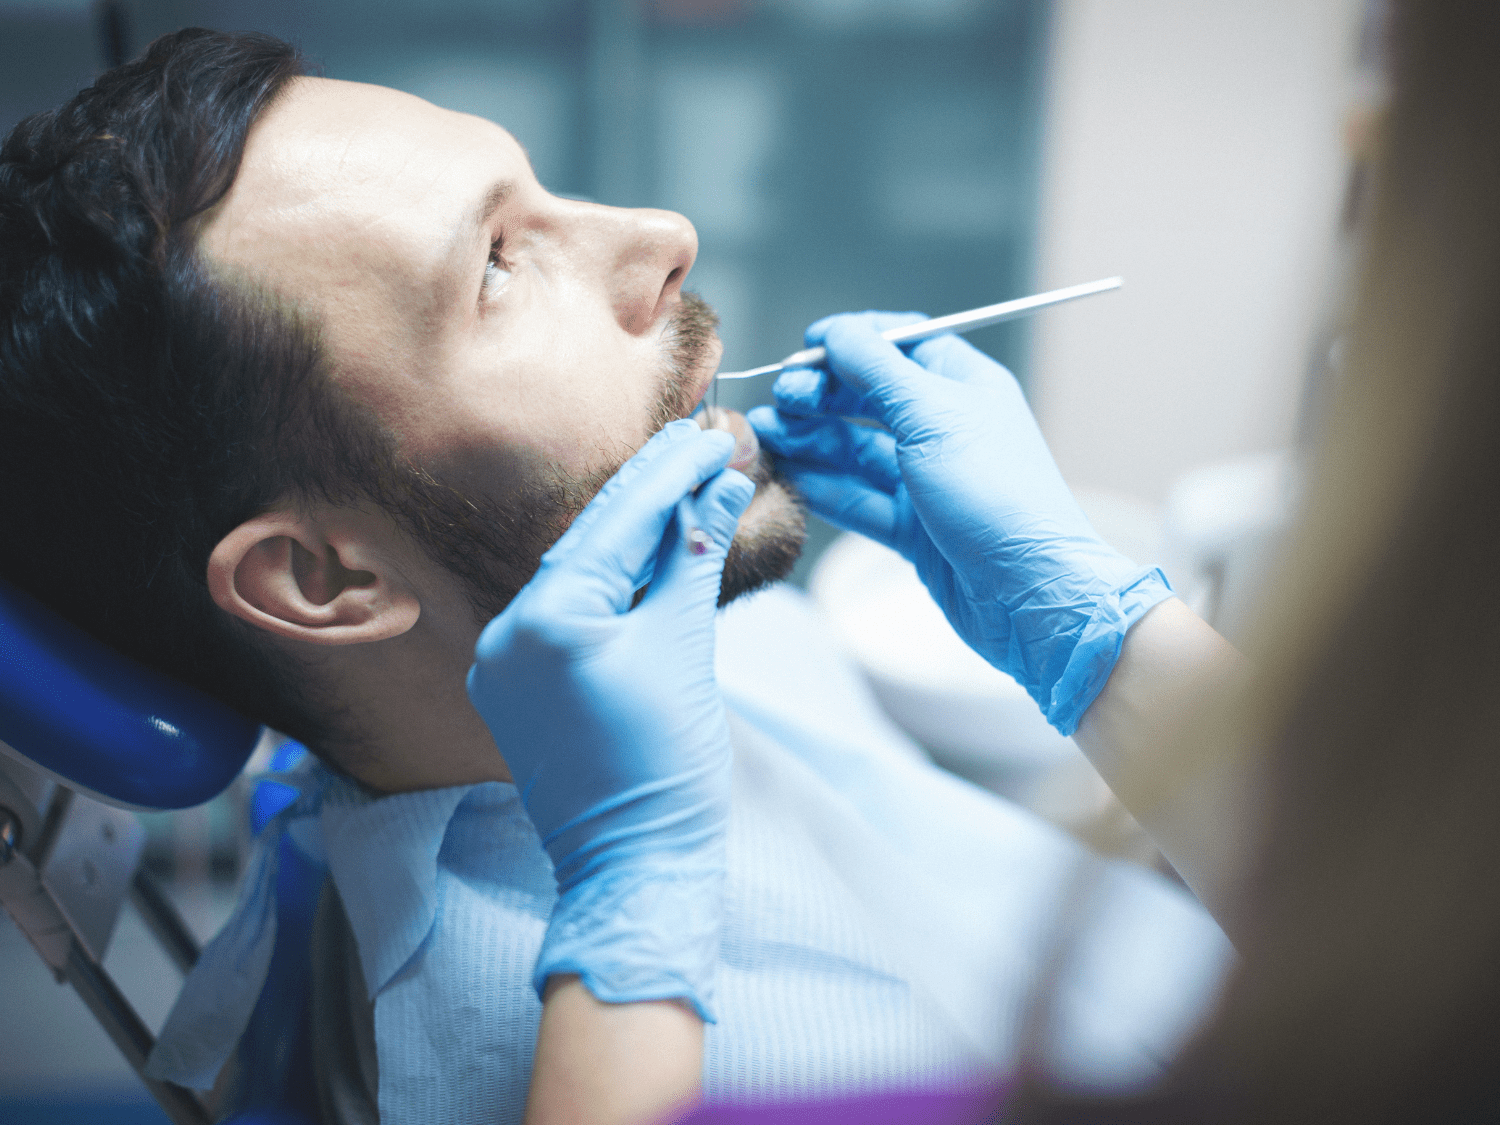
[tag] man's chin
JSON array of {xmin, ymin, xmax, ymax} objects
[{"xmin": 719, "ymin": 468, "xmax": 807, "ymax": 607}]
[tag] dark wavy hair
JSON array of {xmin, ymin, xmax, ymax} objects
[{"xmin": 0, "ymin": 29, "xmax": 394, "ymax": 748}]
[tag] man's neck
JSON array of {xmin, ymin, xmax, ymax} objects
[{"xmin": 318, "ymin": 605, "xmax": 513, "ymax": 795}]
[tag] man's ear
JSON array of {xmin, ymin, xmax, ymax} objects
[{"xmin": 207, "ymin": 508, "xmax": 421, "ymax": 646}]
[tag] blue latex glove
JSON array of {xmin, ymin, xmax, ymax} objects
[
  {"xmin": 748, "ymin": 313, "xmax": 1172, "ymax": 736},
  {"xmin": 466, "ymin": 419, "xmax": 754, "ymax": 1021}
]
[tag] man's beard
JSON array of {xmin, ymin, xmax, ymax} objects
[{"xmin": 384, "ymin": 291, "xmax": 806, "ymax": 625}]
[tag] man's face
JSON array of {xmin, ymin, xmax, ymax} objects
[{"xmin": 200, "ymin": 76, "xmax": 801, "ymax": 613}]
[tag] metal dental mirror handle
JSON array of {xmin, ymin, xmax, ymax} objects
[{"xmin": 715, "ymin": 276, "xmax": 1123, "ymax": 380}]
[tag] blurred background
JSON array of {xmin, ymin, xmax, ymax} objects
[{"xmin": 0, "ymin": 0, "xmax": 1371, "ymax": 1120}]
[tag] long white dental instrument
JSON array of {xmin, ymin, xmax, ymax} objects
[{"xmin": 715, "ymin": 276, "xmax": 1123, "ymax": 380}]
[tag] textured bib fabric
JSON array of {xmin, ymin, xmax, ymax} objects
[{"xmin": 321, "ymin": 736, "xmax": 990, "ymax": 1125}]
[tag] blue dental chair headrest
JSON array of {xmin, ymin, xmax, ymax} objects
[{"xmin": 0, "ymin": 575, "xmax": 262, "ymax": 809}]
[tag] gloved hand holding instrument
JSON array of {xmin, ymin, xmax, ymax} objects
[
  {"xmin": 748, "ymin": 312, "xmax": 1173, "ymax": 736},
  {"xmin": 466, "ymin": 418, "xmax": 754, "ymax": 1021}
]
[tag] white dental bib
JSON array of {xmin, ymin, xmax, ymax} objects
[{"xmin": 148, "ymin": 585, "xmax": 1232, "ymax": 1123}]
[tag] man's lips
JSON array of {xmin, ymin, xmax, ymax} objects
[
  {"xmin": 695, "ymin": 405, "xmax": 760, "ymax": 472},
  {"xmin": 678, "ymin": 318, "xmax": 721, "ymax": 412},
  {"xmin": 668, "ymin": 311, "xmax": 756, "ymax": 471}
]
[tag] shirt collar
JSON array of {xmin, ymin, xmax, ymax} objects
[{"xmin": 319, "ymin": 772, "xmax": 482, "ymax": 997}]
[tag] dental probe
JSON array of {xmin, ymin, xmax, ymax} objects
[{"xmin": 715, "ymin": 276, "xmax": 1123, "ymax": 380}]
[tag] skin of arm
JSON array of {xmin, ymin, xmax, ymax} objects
[
  {"xmin": 1071, "ymin": 597, "xmax": 1252, "ymax": 925},
  {"xmin": 526, "ymin": 975, "xmax": 705, "ymax": 1125}
]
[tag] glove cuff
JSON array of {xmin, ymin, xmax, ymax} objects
[
  {"xmin": 1043, "ymin": 567, "xmax": 1175, "ymax": 737},
  {"xmin": 533, "ymin": 853, "xmax": 725, "ymax": 1023}
]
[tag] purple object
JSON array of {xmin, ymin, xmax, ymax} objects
[{"xmin": 675, "ymin": 1086, "xmax": 1007, "ymax": 1125}]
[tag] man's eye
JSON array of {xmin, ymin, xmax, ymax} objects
[{"xmin": 482, "ymin": 242, "xmax": 512, "ymax": 297}]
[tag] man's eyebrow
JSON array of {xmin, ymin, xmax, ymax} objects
[
  {"xmin": 435, "ymin": 179, "xmax": 515, "ymax": 318},
  {"xmin": 469, "ymin": 180, "xmax": 515, "ymax": 236}
]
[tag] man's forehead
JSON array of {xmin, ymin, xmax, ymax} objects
[
  {"xmin": 197, "ymin": 75, "xmax": 527, "ymax": 390},
  {"xmin": 200, "ymin": 76, "xmax": 524, "ymax": 288},
  {"xmin": 229, "ymin": 77, "xmax": 515, "ymax": 212}
]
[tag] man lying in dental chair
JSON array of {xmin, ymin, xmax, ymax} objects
[{"xmin": 0, "ymin": 29, "xmax": 1238, "ymax": 1125}]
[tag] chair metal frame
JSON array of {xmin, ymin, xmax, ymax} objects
[
  {"xmin": 0, "ymin": 746, "xmax": 212, "ymax": 1125},
  {"xmin": 0, "ymin": 576, "xmax": 318, "ymax": 1124}
]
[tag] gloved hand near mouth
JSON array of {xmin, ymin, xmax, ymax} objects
[
  {"xmin": 467, "ymin": 418, "xmax": 753, "ymax": 1020},
  {"xmin": 748, "ymin": 312, "xmax": 1173, "ymax": 736}
]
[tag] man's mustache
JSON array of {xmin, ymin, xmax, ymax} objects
[{"xmin": 653, "ymin": 290, "xmax": 721, "ymax": 432}]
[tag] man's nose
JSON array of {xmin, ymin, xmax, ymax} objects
[{"xmin": 590, "ymin": 206, "xmax": 698, "ymax": 336}]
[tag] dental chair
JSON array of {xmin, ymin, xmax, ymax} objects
[{"xmin": 0, "ymin": 576, "xmax": 323, "ymax": 1125}]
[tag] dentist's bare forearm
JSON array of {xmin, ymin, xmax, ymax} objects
[
  {"xmin": 1072, "ymin": 598, "xmax": 1252, "ymax": 926},
  {"xmin": 525, "ymin": 975, "xmax": 704, "ymax": 1125}
]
